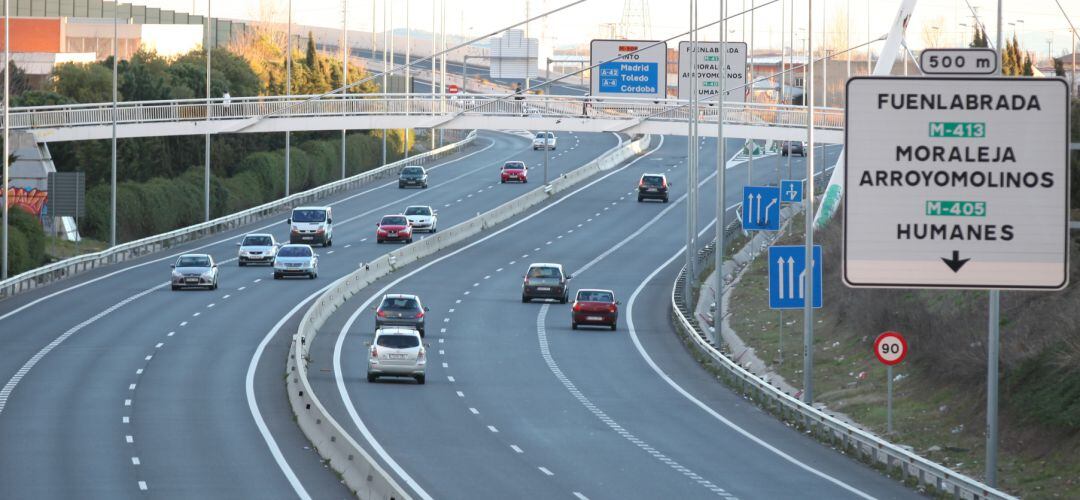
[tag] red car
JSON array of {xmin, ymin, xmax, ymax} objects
[
  {"xmin": 501, "ymin": 161, "xmax": 528, "ymax": 183},
  {"xmin": 571, "ymin": 289, "xmax": 619, "ymax": 331},
  {"xmin": 376, "ymin": 214, "xmax": 413, "ymax": 244}
]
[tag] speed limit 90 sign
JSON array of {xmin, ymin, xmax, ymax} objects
[{"xmin": 874, "ymin": 331, "xmax": 908, "ymax": 366}]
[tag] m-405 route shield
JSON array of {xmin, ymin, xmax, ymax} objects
[{"xmin": 843, "ymin": 77, "xmax": 1069, "ymax": 290}]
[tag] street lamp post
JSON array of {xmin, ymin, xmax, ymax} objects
[
  {"xmin": 286, "ymin": 0, "xmax": 292, "ymax": 196},
  {"xmin": 205, "ymin": 0, "xmax": 212, "ymax": 222}
]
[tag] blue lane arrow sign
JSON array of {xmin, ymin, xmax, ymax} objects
[
  {"xmin": 742, "ymin": 186, "xmax": 781, "ymax": 231},
  {"xmin": 780, "ymin": 180, "xmax": 803, "ymax": 204},
  {"xmin": 769, "ymin": 245, "xmax": 823, "ymax": 309}
]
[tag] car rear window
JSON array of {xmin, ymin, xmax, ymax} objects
[
  {"xmin": 382, "ymin": 216, "xmax": 408, "ymax": 226},
  {"xmin": 528, "ymin": 267, "xmax": 561, "ymax": 279},
  {"xmin": 642, "ymin": 176, "xmax": 664, "ymax": 186},
  {"xmin": 381, "ymin": 298, "xmax": 419, "ymax": 311},
  {"xmin": 278, "ymin": 246, "xmax": 312, "ymax": 257},
  {"xmin": 577, "ymin": 291, "xmax": 613, "ymax": 302},
  {"xmin": 377, "ymin": 335, "xmax": 420, "ymax": 348},
  {"xmin": 404, "ymin": 206, "xmax": 431, "ymax": 216}
]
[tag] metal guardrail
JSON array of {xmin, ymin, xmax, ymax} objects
[
  {"xmin": 7, "ymin": 94, "xmax": 846, "ymax": 132},
  {"xmin": 669, "ymin": 261, "xmax": 1016, "ymax": 500},
  {"xmin": 287, "ymin": 134, "xmax": 653, "ymax": 500},
  {"xmin": 0, "ymin": 131, "xmax": 477, "ymax": 299}
]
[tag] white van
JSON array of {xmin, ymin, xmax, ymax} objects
[{"xmin": 287, "ymin": 206, "xmax": 334, "ymax": 247}]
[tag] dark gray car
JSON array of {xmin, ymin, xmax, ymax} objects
[
  {"xmin": 375, "ymin": 294, "xmax": 429, "ymax": 336},
  {"xmin": 398, "ymin": 166, "xmax": 428, "ymax": 189},
  {"xmin": 521, "ymin": 263, "xmax": 571, "ymax": 303}
]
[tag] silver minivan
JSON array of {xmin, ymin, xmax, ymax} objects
[
  {"xmin": 367, "ymin": 327, "xmax": 427, "ymax": 384},
  {"xmin": 287, "ymin": 206, "xmax": 333, "ymax": 247}
]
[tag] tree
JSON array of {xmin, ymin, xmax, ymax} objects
[
  {"xmin": 1055, "ymin": 57, "xmax": 1066, "ymax": 77},
  {"xmin": 0, "ymin": 61, "xmax": 30, "ymax": 96},
  {"xmin": 970, "ymin": 26, "xmax": 988, "ymax": 48},
  {"xmin": 50, "ymin": 62, "xmax": 114, "ymax": 103},
  {"xmin": 921, "ymin": 17, "xmax": 945, "ymax": 49},
  {"xmin": 1022, "ymin": 52, "xmax": 1034, "ymax": 76},
  {"xmin": 305, "ymin": 32, "xmax": 318, "ymax": 70}
]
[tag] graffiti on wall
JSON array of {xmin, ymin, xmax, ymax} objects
[{"xmin": 4, "ymin": 188, "xmax": 48, "ymax": 217}]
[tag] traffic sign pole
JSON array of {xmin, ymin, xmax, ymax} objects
[
  {"xmin": 887, "ymin": 364, "xmax": 894, "ymax": 433},
  {"xmin": 802, "ymin": 0, "xmax": 815, "ymax": 405},
  {"xmin": 713, "ymin": 0, "xmax": 727, "ymax": 346},
  {"xmin": 874, "ymin": 331, "xmax": 908, "ymax": 434},
  {"xmin": 988, "ymin": 4, "xmax": 1003, "ymax": 485}
]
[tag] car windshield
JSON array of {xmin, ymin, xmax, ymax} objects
[
  {"xmin": 177, "ymin": 256, "xmax": 211, "ymax": 267},
  {"xmin": 504, "ymin": 162, "xmax": 524, "ymax": 170},
  {"xmin": 535, "ymin": 133, "xmax": 552, "ymax": 139},
  {"xmin": 404, "ymin": 207, "xmax": 431, "ymax": 216},
  {"xmin": 376, "ymin": 334, "xmax": 420, "ymax": 349},
  {"xmin": 292, "ymin": 209, "xmax": 326, "ymax": 223},
  {"xmin": 578, "ymin": 291, "xmax": 614, "ymax": 303},
  {"xmin": 528, "ymin": 267, "xmax": 561, "ymax": 279},
  {"xmin": 243, "ymin": 235, "xmax": 272, "ymax": 246},
  {"xmin": 278, "ymin": 246, "xmax": 312, "ymax": 257},
  {"xmin": 381, "ymin": 297, "xmax": 420, "ymax": 311},
  {"xmin": 642, "ymin": 176, "xmax": 664, "ymax": 186},
  {"xmin": 382, "ymin": 216, "xmax": 407, "ymax": 226},
  {"xmin": 402, "ymin": 167, "xmax": 424, "ymax": 176}
]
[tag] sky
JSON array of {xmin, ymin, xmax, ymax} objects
[{"xmin": 149, "ymin": 1, "xmax": 1078, "ymax": 62}]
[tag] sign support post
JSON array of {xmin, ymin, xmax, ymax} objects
[
  {"xmin": 887, "ymin": 364, "xmax": 894, "ymax": 433},
  {"xmin": 874, "ymin": 331, "xmax": 908, "ymax": 434},
  {"xmin": 988, "ymin": 3, "xmax": 1003, "ymax": 485},
  {"xmin": 802, "ymin": 0, "xmax": 816, "ymax": 404}
]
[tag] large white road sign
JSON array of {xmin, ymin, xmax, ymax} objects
[
  {"xmin": 844, "ymin": 77, "xmax": 1069, "ymax": 290},
  {"xmin": 677, "ymin": 41, "xmax": 747, "ymax": 102}
]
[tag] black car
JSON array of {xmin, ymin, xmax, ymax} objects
[
  {"xmin": 398, "ymin": 166, "xmax": 429, "ymax": 188},
  {"xmin": 781, "ymin": 141, "xmax": 806, "ymax": 157},
  {"xmin": 637, "ymin": 173, "xmax": 669, "ymax": 203},
  {"xmin": 374, "ymin": 294, "xmax": 429, "ymax": 336},
  {"xmin": 522, "ymin": 263, "xmax": 571, "ymax": 303}
]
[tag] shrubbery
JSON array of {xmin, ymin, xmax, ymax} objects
[{"xmin": 2, "ymin": 207, "xmax": 46, "ymax": 275}]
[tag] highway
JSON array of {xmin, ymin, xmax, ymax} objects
[
  {"xmin": 0, "ymin": 130, "xmax": 619, "ymax": 498},
  {"xmin": 303, "ymin": 136, "xmax": 918, "ymax": 499}
]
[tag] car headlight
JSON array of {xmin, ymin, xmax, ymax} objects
[
  {"xmin": 172, "ymin": 271, "xmax": 182, "ymax": 278},
  {"xmin": 201, "ymin": 271, "xmax": 214, "ymax": 278}
]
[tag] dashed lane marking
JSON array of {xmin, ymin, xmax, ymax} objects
[
  {"xmin": 487, "ymin": 425, "xmax": 499, "ymax": 433},
  {"xmin": 138, "ymin": 481, "xmax": 148, "ymax": 491},
  {"xmin": 131, "ymin": 457, "xmax": 141, "ymax": 465},
  {"xmin": 126, "ymin": 435, "xmax": 133, "ymax": 444},
  {"xmin": 469, "ymin": 407, "xmax": 479, "ymax": 415},
  {"xmin": 448, "ymin": 376, "xmax": 456, "ymax": 382},
  {"xmin": 538, "ymin": 467, "xmax": 554, "ymax": 476},
  {"xmin": 456, "ymin": 391, "xmax": 464, "ymax": 398},
  {"xmin": 511, "ymin": 445, "xmax": 524, "ymax": 454}
]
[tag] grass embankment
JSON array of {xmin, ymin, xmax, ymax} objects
[{"xmin": 727, "ymin": 214, "xmax": 1080, "ymax": 499}]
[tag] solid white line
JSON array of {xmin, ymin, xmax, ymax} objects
[
  {"xmin": 511, "ymin": 444, "xmax": 524, "ymax": 454},
  {"xmin": 245, "ymin": 284, "xmax": 335, "ymax": 500},
  {"xmin": 487, "ymin": 425, "xmax": 499, "ymax": 433},
  {"xmin": 625, "ymin": 248, "xmax": 875, "ymax": 500},
  {"xmin": 331, "ymin": 135, "xmax": 664, "ymax": 500},
  {"xmin": 538, "ymin": 466, "xmax": 553, "ymax": 476},
  {"xmin": 138, "ymin": 481, "xmax": 148, "ymax": 491}
]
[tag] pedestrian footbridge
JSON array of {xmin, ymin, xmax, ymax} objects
[{"xmin": 8, "ymin": 93, "xmax": 844, "ymax": 144}]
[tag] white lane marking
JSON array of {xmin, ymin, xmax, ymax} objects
[
  {"xmin": 253, "ymin": 279, "xmax": 262, "ymax": 283},
  {"xmin": 155, "ymin": 343, "xmax": 164, "ymax": 349},
  {"xmin": 536, "ymin": 304, "xmax": 733, "ymax": 498},
  {"xmin": 129, "ymin": 384, "xmax": 137, "ymax": 390},
  {"xmin": 124, "ymin": 399, "xmax": 132, "ymax": 406},
  {"xmin": 472, "ymin": 282, "xmax": 479, "ymax": 287},
  {"xmin": 131, "ymin": 457, "xmax": 141, "ymax": 465},
  {"xmin": 247, "ymin": 283, "xmax": 335, "ymax": 500},
  {"xmin": 483, "ymin": 275, "xmax": 490, "ymax": 280},
  {"xmin": 122, "ymin": 416, "xmax": 130, "ymax": 424},
  {"xmin": 207, "ymin": 303, "xmax": 216, "ymax": 308},
  {"xmin": 577, "ymin": 224, "xmax": 583, "ymax": 228},
  {"xmin": 223, "ymin": 294, "xmax": 231, "ymax": 299},
  {"xmin": 440, "ymin": 328, "xmax": 447, "ymax": 333},
  {"xmin": 144, "ymin": 355, "xmax": 152, "ymax": 361},
  {"xmin": 624, "ymin": 249, "xmax": 876, "ymax": 500},
  {"xmin": 442, "ymin": 363, "xmax": 449, "ymax": 368},
  {"xmin": 345, "ymin": 244, "xmax": 352, "ymax": 248},
  {"xmin": 511, "ymin": 445, "xmax": 524, "ymax": 454},
  {"xmin": 327, "ymin": 250, "xmax": 335, "ymax": 255},
  {"xmin": 448, "ymin": 308, "xmax": 455, "ymax": 313},
  {"xmin": 331, "ymin": 135, "xmax": 665, "ymax": 500},
  {"xmin": 192, "ymin": 312, "xmax": 200, "ymax": 317},
  {"xmin": 0, "ymin": 283, "xmax": 160, "ymax": 416},
  {"xmin": 180, "ymin": 321, "xmax": 188, "ymax": 327},
  {"xmin": 534, "ymin": 248, "xmax": 541, "ymax": 252},
  {"xmin": 594, "ymin": 213, "xmax": 600, "ymax": 217},
  {"xmin": 456, "ymin": 391, "xmax": 464, "ymax": 398},
  {"xmin": 135, "ymin": 369, "xmax": 143, "ymax": 375},
  {"xmin": 360, "ymin": 238, "xmax": 368, "ymax": 242},
  {"xmin": 447, "ymin": 376, "xmax": 456, "ymax": 382},
  {"xmin": 495, "ymin": 268, "xmax": 502, "ymax": 273},
  {"xmin": 574, "ymin": 492, "xmax": 589, "ymax": 500},
  {"xmin": 556, "ymin": 235, "xmax": 563, "ymax": 239},
  {"xmin": 443, "ymin": 318, "xmax": 450, "ymax": 323},
  {"xmin": 126, "ymin": 435, "xmax": 134, "ymax": 444},
  {"xmin": 522, "ymin": 254, "xmax": 529, "ymax": 258},
  {"xmin": 467, "ymin": 194, "xmax": 473, "ymax": 198},
  {"xmin": 238, "ymin": 286, "xmax": 246, "ymax": 291},
  {"xmin": 438, "ymin": 339, "xmax": 445, "ymax": 344},
  {"xmin": 487, "ymin": 425, "xmax": 499, "ymax": 433},
  {"xmin": 509, "ymin": 261, "xmax": 516, "ymax": 265},
  {"xmin": 455, "ymin": 299, "xmax": 462, "ymax": 304},
  {"xmin": 444, "ymin": 204, "xmax": 452, "ymax": 208},
  {"xmin": 138, "ymin": 481, "xmax": 148, "ymax": 491},
  {"xmin": 457, "ymin": 199, "xmax": 463, "ymax": 203},
  {"xmin": 438, "ymin": 350, "xmax": 445, "ymax": 355},
  {"xmin": 538, "ymin": 466, "xmax": 553, "ymax": 476},
  {"xmin": 469, "ymin": 407, "xmax": 479, "ymax": 415},
  {"xmin": 166, "ymin": 332, "xmax": 175, "ymax": 337}
]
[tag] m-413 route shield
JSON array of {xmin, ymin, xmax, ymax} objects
[{"xmin": 843, "ymin": 77, "xmax": 1069, "ymax": 290}]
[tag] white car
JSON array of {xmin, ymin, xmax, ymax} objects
[
  {"xmin": 367, "ymin": 327, "xmax": 427, "ymax": 384},
  {"xmin": 532, "ymin": 132, "xmax": 556, "ymax": 150},
  {"xmin": 170, "ymin": 254, "xmax": 219, "ymax": 291},
  {"xmin": 404, "ymin": 205, "xmax": 438, "ymax": 233},
  {"xmin": 236, "ymin": 233, "xmax": 278, "ymax": 266}
]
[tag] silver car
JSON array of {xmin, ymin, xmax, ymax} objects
[
  {"xmin": 367, "ymin": 327, "xmax": 427, "ymax": 384},
  {"xmin": 404, "ymin": 205, "xmax": 438, "ymax": 233},
  {"xmin": 374, "ymin": 294, "xmax": 429, "ymax": 337},
  {"xmin": 171, "ymin": 254, "xmax": 219, "ymax": 291},
  {"xmin": 273, "ymin": 244, "xmax": 319, "ymax": 279},
  {"xmin": 237, "ymin": 233, "xmax": 278, "ymax": 266}
]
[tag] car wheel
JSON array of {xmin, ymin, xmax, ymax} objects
[
  {"xmin": 560, "ymin": 294, "xmax": 568, "ymax": 304},
  {"xmin": 274, "ymin": 273, "xmax": 281, "ymax": 280},
  {"xmin": 571, "ymin": 322, "xmax": 578, "ymax": 330},
  {"xmin": 326, "ymin": 238, "xmax": 332, "ymax": 247},
  {"xmin": 418, "ymin": 329, "xmax": 425, "ymax": 338},
  {"xmin": 367, "ymin": 373, "xmax": 377, "ymax": 383},
  {"xmin": 662, "ymin": 197, "xmax": 669, "ymax": 203},
  {"xmin": 171, "ymin": 285, "xmax": 179, "ymax": 291},
  {"xmin": 213, "ymin": 281, "xmax": 218, "ymax": 290},
  {"xmin": 501, "ymin": 179, "xmax": 506, "ymax": 184},
  {"xmin": 522, "ymin": 178, "xmax": 528, "ymax": 183},
  {"xmin": 522, "ymin": 295, "xmax": 530, "ymax": 303},
  {"xmin": 637, "ymin": 196, "xmax": 643, "ymax": 202},
  {"xmin": 423, "ymin": 183, "xmax": 428, "ymax": 189},
  {"xmin": 610, "ymin": 323, "xmax": 617, "ymax": 331},
  {"xmin": 415, "ymin": 375, "xmax": 426, "ymax": 385},
  {"xmin": 432, "ymin": 225, "xmax": 437, "ymax": 233},
  {"xmin": 239, "ymin": 261, "xmax": 246, "ymax": 267},
  {"xmin": 376, "ymin": 239, "xmax": 383, "ymax": 244},
  {"xmin": 406, "ymin": 238, "xmax": 413, "ymax": 244}
]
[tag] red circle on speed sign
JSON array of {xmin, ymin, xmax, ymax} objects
[
  {"xmin": 447, "ymin": 84, "xmax": 460, "ymax": 94},
  {"xmin": 874, "ymin": 331, "xmax": 908, "ymax": 366}
]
